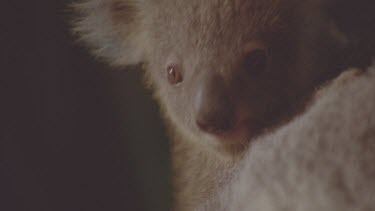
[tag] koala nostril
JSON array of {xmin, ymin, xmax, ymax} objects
[
  {"xmin": 196, "ymin": 112, "xmax": 237, "ymax": 135},
  {"xmin": 196, "ymin": 119, "xmax": 212, "ymax": 133},
  {"xmin": 243, "ymin": 49, "xmax": 268, "ymax": 75}
]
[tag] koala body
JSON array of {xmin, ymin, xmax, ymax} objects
[{"xmin": 74, "ymin": 0, "xmax": 375, "ymax": 210}]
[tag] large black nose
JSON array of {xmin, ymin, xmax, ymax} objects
[{"xmin": 194, "ymin": 75, "xmax": 237, "ymax": 134}]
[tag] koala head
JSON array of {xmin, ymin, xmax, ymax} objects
[{"xmin": 74, "ymin": 0, "xmax": 375, "ymax": 156}]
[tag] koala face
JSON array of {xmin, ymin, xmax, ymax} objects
[
  {"xmin": 75, "ymin": 0, "xmax": 375, "ymax": 156},
  {"xmin": 143, "ymin": 0, "xmax": 338, "ymax": 154},
  {"xmin": 146, "ymin": 1, "xmax": 288, "ymax": 153}
]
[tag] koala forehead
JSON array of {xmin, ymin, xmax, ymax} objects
[{"xmin": 145, "ymin": 0, "xmax": 288, "ymax": 57}]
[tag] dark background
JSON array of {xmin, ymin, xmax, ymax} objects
[{"xmin": 1, "ymin": 1, "xmax": 171, "ymax": 211}]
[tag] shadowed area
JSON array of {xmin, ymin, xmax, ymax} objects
[{"xmin": 1, "ymin": 1, "xmax": 171, "ymax": 211}]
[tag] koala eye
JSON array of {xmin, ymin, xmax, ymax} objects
[
  {"xmin": 243, "ymin": 49, "xmax": 268, "ymax": 75},
  {"xmin": 167, "ymin": 65, "xmax": 183, "ymax": 85}
]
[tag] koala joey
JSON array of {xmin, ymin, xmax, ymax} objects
[{"xmin": 73, "ymin": 0, "xmax": 375, "ymax": 209}]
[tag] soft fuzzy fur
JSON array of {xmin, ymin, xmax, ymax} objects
[
  {"xmin": 198, "ymin": 65, "xmax": 375, "ymax": 211},
  {"xmin": 72, "ymin": 0, "xmax": 375, "ymax": 210}
]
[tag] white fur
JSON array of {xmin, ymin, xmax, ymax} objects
[
  {"xmin": 198, "ymin": 65, "xmax": 375, "ymax": 211},
  {"xmin": 72, "ymin": 0, "xmax": 146, "ymax": 66}
]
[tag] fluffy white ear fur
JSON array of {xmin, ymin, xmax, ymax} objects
[
  {"xmin": 199, "ymin": 64, "xmax": 375, "ymax": 211},
  {"xmin": 73, "ymin": 0, "xmax": 145, "ymax": 66}
]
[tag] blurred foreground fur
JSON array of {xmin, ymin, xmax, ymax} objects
[{"xmin": 198, "ymin": 65, "xmax": 375, "ymax": 210}]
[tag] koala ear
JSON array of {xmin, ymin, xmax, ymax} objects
[{"xmin": 73, "ymin": 0, "xmax": 145, "ymax": 66}]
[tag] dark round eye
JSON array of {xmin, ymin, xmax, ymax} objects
[
  {"xmin": 167, "ymin": 65, "xmax": 183, "ymax": 85},
  {"xmin": 243, "ymin": 49, "xmax": 268, "ymax": 75}
]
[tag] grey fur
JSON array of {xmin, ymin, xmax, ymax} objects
[
  {"xmin": 73, "ymin": 0, "xmax": 375, "ymax": 210},
  {"xmin": 198, "ymin": 65, "xmax": 375, "ymax": 211}
]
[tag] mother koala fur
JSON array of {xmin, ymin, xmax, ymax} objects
[
  {"xmin": 198, "ymin": 66, "xmax": 375, "ymax": 211},
  {"xmin": 73, "ymin": 0, "xmax": 375, "ymax": 210}
]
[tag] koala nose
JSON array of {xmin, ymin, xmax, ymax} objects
[
  {"xmin": 196, "ymin": 110, "xmax": 236, "ymax": 134},
  {"xmin": 194, "ymin": 75, "xmax": 237, "ymax": 135}
]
